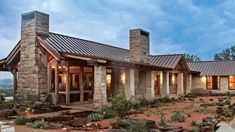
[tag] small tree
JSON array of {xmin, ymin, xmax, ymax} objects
[
  {"xmin": 183, "ymin": 53, "xmax": 201, "ymax": 62},
  {"xmin": 111, "ymin": 90, "xmax": 133, "ymax": 119},
  {"xmin": 214, "ymin": 45, "xmax": 235, "ymax": 60}
]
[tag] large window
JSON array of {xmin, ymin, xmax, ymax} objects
[
  {"xmin": 229, "ymin": 76, "xmax": 235, "ymax": 90},
  {"xmin": 206, "ymin": 76, "xmax": 220, "ymax": 90}
]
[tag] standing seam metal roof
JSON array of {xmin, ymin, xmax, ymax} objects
[
  {"xmin": 188, "ymin": 61, "xmax": 235, "ymax": 76},
  {"xmin": 41, "ymin": 33, "xmax": 186, "ymax": 69}
]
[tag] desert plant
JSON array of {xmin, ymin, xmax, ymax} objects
[
  {"xmin": 28, "ymin": 121, "xmax": 48, "ymax": 129},
  {"xmin": 192, "ymin": 127, "xmax": 200, "ymax": 132},
  {"xmin": 126, "ymin": 122, "xmax": 149, "ymax": 132},
  {"xmin": 157, "ymin": 96, "xmax": 173, "ymax": 103},
  {"xmin": 0, "ymin": 100, "xmax": 14, "ymax": 110},
  {"xmin": 100, "ymin": 107, "xmax": 116, "ymax": 119},
  {"xmin": 225, "ymin": 99, "xmax": 231, "ymax": 105},
  {"xmin": 171, "ymin": 111, "xmax": 186, "ymax": 122},
  {"xmin": 15, "ymin": 116, "xmax": 31, "ymax": 125},
  {"xmin": 191, "ymin": 120, "xmax": 198, "ymax": 126},
  {"xmin": 139, "ymin": 98, "xmax": 150, "ymax": 106},
  {"xmin": 111, "ymin": 90, "xmax": 133, "ymax": 119},
  {"xmin": 87, "ymin": 113, "xmax": 103, "ymax": 121},
  {"xmin": 159, "ymin": 112, "xmax": 167, "ymax": 126}
]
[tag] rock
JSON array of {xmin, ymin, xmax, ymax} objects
[
  {"xmin": 68, "ymin": 118, "xmax": 87, "ymax": 127},
  {"xmin": 47, "ymin": 122, "xmax": 63, "ymax": 129},
  {"xmin": 0, "ymin": 109, "xmax": 16, "ymax": 118},
  {"xmin": 157, "ymin": 125, "xmax": 184, "ymax": 132},
  {"xmin": 199, "ymin": 117, "xmax": 220, "ymax": 132},
  {"xmin": 216, "ymin": 124, "xmax": 235, "ymax": 132},
  {"xmin": 112, "ymin": 119, "xmax": 156, "ymax": 129}
]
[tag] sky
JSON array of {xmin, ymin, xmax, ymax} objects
[{"xmin": 1, "ymin": 0, "xmax": 235, "ymax": 79}]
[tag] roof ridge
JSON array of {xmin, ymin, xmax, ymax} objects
[
  {"xmin": 49, "ymin": 32, "xmax": 130, "ymax": 52},
  {"xmin": 151, "ymin": 54, "xmax": 184, "ymax": 57},
  {"xmin": 188, "ymin": 60, "xmax": 235, "ymax": 63}
]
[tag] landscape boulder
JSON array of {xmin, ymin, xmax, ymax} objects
[{"xmin": 0, "ymin": 109, "xmax": 16, "ymax": 118}]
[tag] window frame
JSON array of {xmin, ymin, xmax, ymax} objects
[
  {"xmin": 228, "ymin": 76, "xmax": 235, "ymax": 90},
  {"xmin": 206, "ymin": 76, "xmax": 220, "ymax": 90}
]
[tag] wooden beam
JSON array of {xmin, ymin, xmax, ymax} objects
[
  {"xmin": 63, "ymin": 54, "xmax": 107, "ymax": 64},
  {"xmin": 13, "ymin": 68, "xmax": 17, "ymax": 100},
  {"xmin": 54, "ymin": 61, "xmax": 59, "ymax": 104},
  {"xmin": 66, "ymin": 61, "xmax": 70, "ymax": 105},
  {"xmin": 37, "ymin": 36, "xmax": 61, "ymax": 61},
  {"xmin": 47, "ymin": 63, "xmax": 51, "ymax": 93},
  {"xmin": 80, "ymin": 67, "xmax": 84, "ymax": 103}
]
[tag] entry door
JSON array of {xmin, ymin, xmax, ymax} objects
[
  {"xmin": 154, "ymin": 75, "xmax": 160, "ymax": 95},
  {"xmin": 212, "ymin": 76, "xmax": 218, "ymax": 89}
]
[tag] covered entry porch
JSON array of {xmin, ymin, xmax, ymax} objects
[{"xmin": 48, "ymin": 54, "xmax": 166, "ymax": 108}]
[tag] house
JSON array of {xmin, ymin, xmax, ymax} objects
[{"xmin": 0, "ymin": 11, "xmax": 234, "ymax": 108}]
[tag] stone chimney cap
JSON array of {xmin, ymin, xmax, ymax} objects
[{"xmin": 22, "ymin": 11, "xmax": 49, "ymax": 17}]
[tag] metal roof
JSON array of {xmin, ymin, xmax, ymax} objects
[
  {"xmin": 44, "ymin": 32, "xmax": 130, "ymax": 62},
  {"xmin": 188, "ymin": 61, "xmax": 235, "ymax": 76},
  {"xmin": 41, "ymin": 32, "xmax": 185, "ymax": 70},
  {"xmin": 149, "ymin": 54, "xmax": 183, "ymax": 69}
]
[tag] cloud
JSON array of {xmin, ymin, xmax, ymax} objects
[{"xmin": 1, "ymin": 0, "xmax": 235, "ymax": 62}]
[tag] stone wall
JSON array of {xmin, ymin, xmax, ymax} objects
[
  {"xmin": 192, "ymin": 76, "xmax": 207, "ymax": 90},
  {"xmin": 17, "ymin": 11, "xmax": 49, "ymax": 102}
]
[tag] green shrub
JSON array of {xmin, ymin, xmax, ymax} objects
[
  {"xmin": 171, "ymin": 111, "xmax": 186, "ymax": 122},
  {"xmin": 191, "ymin": 120, "xmax": 198, "ymax": 126},
  {"xmin": 127, "ymin": 122, "xmax": 149, "ymax": 132},
  {"xmin": 225, "ymin": 99, "xmax": 231, "ymax": 105},
  {"xmin": 15, "ymin": 116, "xmax": 31, "ymax": 125},
  {"xmin": 139, "ymin": 98, "xmax": 150, "ymax": 106},
  {"xmin": 87, "ymin": 113, "xmax": 103, "ymax": 121},
  {"xmin": 157, "ymin": 96, "xmax": 173, "ymax": 103},
  {"xmin": 28, "ymin": 121, "xmax": 48, "ymax": 129},
  {"xmin": 0, "ymin": 100, "xmax": 14, "ymax": 110},
  {"xmin": 100, "ymin": 107, "xmax": 116, "ymax": 119},
  {"xmin": 192, "ymin": 127, "xmax": 200, "ymax": 132},
  {"xmin": 159, "ymin": 112, "xmax": 167, "ymax": 126},
  {"xmin": 111, "ymin": 90, "xmax": 133, "ymax": 119}
]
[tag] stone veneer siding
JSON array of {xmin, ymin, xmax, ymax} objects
[
  {"xmin": 93, "ymin": 65, "xmax": 107, "ymax": 109},
  {"xmin": 17, "ymin": 11, "xmax": 49, "ymax": 102},
  {"xmin": 129, "ymin": 29, "xmax": 149, "ymax": 63}
]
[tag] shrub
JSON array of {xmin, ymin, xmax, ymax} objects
[
  {"xmin": 0, "ymin": 100, "xmax": 14, "ymax": 110},
  {"xmin": 225, "ymin": 99, "xmax": 231, "ymax": 105},
  {"xmin": 111, "ymin": 90, "xmax": 133, "ymax": 119},
  {"xmin": 171, "ymin": 111, "xmax": 186, "ymax": 122},
  {"xmin": 191, "ymin": 120, "xmax": 198, "ymax": 126},
  {"xmin": 192, "ymin": 127, "xmax": 200, "ymax": 132},
  {"xmin": 100, "ymin": 107, "xmax": 116, "ymax": 119},
  {"xmin": 157, "ymin": 96, "xmax": 173, "ymax": 103},
  {"xmin": 139, "ymin": 98, "xmax": 150, "ymax": 106},
  {"xmin": 87, "ymin": 113, "xmax": 103, "ymax": 121},
  {"xmin": 28, "ymin": 121, "xmax": 48, "ymax": 129},
  {"xmin": 159, "ymin": 112, "xmax": 167, "ymax": 126},
  {"xmin": 127, "ymin": 122, "xmax": 149, "ymax": 132},
  {"xmin": 15, "ymin": 116, "xmax": 31, "ymax": 125}
]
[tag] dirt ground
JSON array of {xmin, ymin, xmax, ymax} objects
[
  {"xmin": 96, "ymin": 96, "xmax": 234, "ymax": 130},
  {"xmin": 3, "ymin": 96, "xmax": 235, "ymax": 131}
]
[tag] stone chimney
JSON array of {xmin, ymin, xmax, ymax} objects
[
  {"xmin": 129, "ymin": 29, "xmax": 150, "ymax": 63},
  {"xmin": 17, "ymin": 11, "xmax": 49, "ymax": 102}
]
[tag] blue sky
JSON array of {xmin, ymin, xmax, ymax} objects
[{"xmin": 0, "ymin": 0, "xmax": 235, "ymax": 78}]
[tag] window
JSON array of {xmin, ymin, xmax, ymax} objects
[
  {"xmin": 206, "ymin": 76, "xmax": 220, "ymax": 90},
  {"xmin": 229, "ymin": 76, "xmax": 235, "ymax": 90}
]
